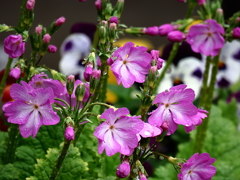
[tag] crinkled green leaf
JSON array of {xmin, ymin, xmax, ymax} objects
[
  {"xmin": 0, "ymin": 131, "xmax": 8, "ymax": 164},
  {"xmin": 29, "ymin": 143, "xmax": 88, "ymax": 180},
  {"xmin": 150, "ymin": 101, "xmax": 240, "ymax": 180},
  {"xmin": 0, "ymin": 164, "xmax": 20, "ymax": 180}
]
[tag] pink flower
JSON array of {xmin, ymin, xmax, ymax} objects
[
  {"xmin": 178, "ymin": 153, "xmax": 216, "ymax": 180},
  {"xmin": 64, "ymin": 126, "xmax": 75, "ymax": 141},
  {"xmin": 94, "ymin": 108, "xmax": 144, "ymax": 156},
  {"xmin": 143, "ymin": 26, "xmax": 159, "ymax": 36},
  {"xmin": 10, "ymin": 67, "xmax": 21, "ymax": 79},
  {"xmin": 4, "ymin": 34, "xmax": 25, "ymax": 58},
  {"xmin": 116, "ymin": 160, "xmax": 131, "ymax": 178},
  {"xmin": 95, "ymin": 0, "xmax": 102, "ymax": 10},
  {"xmin": 159, "ymin": 24, "xmax": 174, "ymax": 36},
  {"xmin": 43, "ymin": 34, "xmax": 51, "ymax": 43},
  {"xmin": 84, "ymin": 64, "xmax": 93, "ymax": 82},
  {"xmin": 47, "ymin": 45, "xmax": 57, "ymax": 53},
  {"xmin": 3, "ymin": 81, "xmax": 59, "ymax": 138},
  {"xmin": 186, "ymin": 19, "xmax": 225, "ymax": 56},
  {"xmin": 28, "ymin": 73, "xmax": 65, "ymax": 98},
  {"xmin": 26, "ymin": 0, "xmax": 35, "ymax": 10},
  {"xmin": 55, "ymin": 16, "xmax": 66, "ymax": 27},
  {"xmin": 232, "ymin": 27, "xmax": 240, "ymax": 38},
  {"xmin": 137, "ymin": 122, "xmax": 162, "ymax": 141},
  {"xmin": 109, "ymin": 16, "xmax": 119, "ymax": 25},
  {"xmin": 35, "ymin": 26, "xmax": 42, "ymax": 35},
  {"xmin": 110, "ymin": 42, "xmax": 152, "ymax": 88},
  {"xmin": 197, "ymin": 0, "xmax": 206, "ymax": 5},
  {"xmin": 168, "ymin": 30, "xmax": 185, "ymax": 42},
  {"xmin": 150, "ymin": 50, "xmax": 164, "ymax": 69},
  {"xmin": 148, "ymin": 84, "xmax": 203, "ymax": 135}
]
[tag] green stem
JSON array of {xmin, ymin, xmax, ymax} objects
[
  {"xmin": 0, "ymin": 57, "xmax": 13, "ymax": 95},
  {"xmin": 73, "ymin": 124, "xmax": 85, "ymax": 146},
  {"xmin": 185, "ymin": 3, "xmax": 196, "ymax": 19},
  {"xmin": 54, "ymin": 98, "xmax": 70, "ymax": 109},
  {"xmin": 4, "ymin": 124, "xmax": 20, "ymax": 164},
  {"xmin": 49, "ymin": 140, "xmax": 71, "ymax": 180},
  {"xmin": 153, "ymin": 43, "xmax": 180, "ymax": 94},
  {"xmin": 194, "ymin": 55, "xmax": 219, "ymax": 153}
]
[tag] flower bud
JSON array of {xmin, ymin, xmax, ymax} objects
[
  {"xmin": 105, "ymin": 3, "xmax": 113, "ymax": 20},
  {"xmin": 92, "ymin": 69, "xmax": 101, "ymax": 79},
  {"xmin": 47, "ymin": 45, "xmax": 57, "ymax": 53},
  {"xmin": 35, "ymin": 25, "xmax": 42, "ymax": 35},
  {"xmin": 43, "ymin": 34, "xmax": 51, "ymax": 43},
  {"xmin": 113, "ymin": 0, "xmax": 124, "ymax": 18},
  {"xmin": 95, "ymin": 0, "xmax": 102, "ymax": 10},
  {"xmin": 66, "ymin": 75, "xmax": 75, "ymax": 95},
  {"xmin": 150, "ymin": 50, "xmax": 159, "ymax": 60},
  {"xmin": 84, "ymin": 64, "xmax": 93, "ymax": 82},
  {"xmin": 109, "ymin": 16, "xmax": 119, "ymax": 25},
  {"xmin": 159, "ymin": 24, "xmax": 174, "ymax": 36},
  {"xmin": 26, "ymin": 0, "xmax": 35, "ymax": 10},
  {"xmin": 4, "ymin": 34, "xmax": 25, "ymax": 58},
  {"xmin": 64, "ymin": 126, "xmax": 75, "ymax": 141},
  {"xmin": 99, "ymin": 26, "xmax": 107, "ymax": 44},
  {"xmin": 116, "ymin": 161, "xmax": 130, "ymax": 178},
  {"xmin": 10, "ymin": 67, "xmax": 21, "ymax": 79},
  {"xmin": 232, "ymin": 27, "xmax": 240, "ymax": 38},
  {"xmin": 167, "ymin": 30, "xmax": 185, "ymax": 42},
  {"xmin": 197, "ymin": 0, "xmax": 206, "ymax": 5},
  {"xmin": 55, "ymin": 16, "xmax": 66, "ymax": 27},
  {"xmin": 143, "ymin": 26, "xmax": 158, "ymax": 36},
  {"xmin": 75, "ymin": 83, "xmax": 86, "ymax": 102},
  {"xmin": 107, "ymin": 57, "xmax": 114, "ymax": 66}
]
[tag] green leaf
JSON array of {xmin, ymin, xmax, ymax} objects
[
  {"xmin": 29, "ymin": 143, "xmax": 88, "ymax": 180},
  {"xmin": 0, "ymin": 164, "xmax": 20, "ymax": 180},
  {"xmin": 0, "ymin": 131, "xmax": 8, "ymax": 164}
]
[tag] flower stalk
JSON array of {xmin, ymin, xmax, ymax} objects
[{"xmin": 0, "ymin": 57, "xmax": 13, "ymax": 95}]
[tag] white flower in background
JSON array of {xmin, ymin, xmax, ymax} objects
[
  {"xmin": 215, "ymin": 40, "xmax": 240, "ymax": 88},
  {"xmin": 59, "ymin": 33, "xmax": 91, "ymax": 79},
  {"xmin": 157, "ymin": 57, "xmax": 204, "ymax": 97}
]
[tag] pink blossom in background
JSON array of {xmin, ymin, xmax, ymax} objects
[
  {"xmin": 64, "ymin": 126, "xmax": 75, "ymax": 141},
  {"xmin": 148, "ymin": 84, "xmax": 206, "ymax": 135},
  {"xmin": 178, "ymin": 153, "xmax": 216, "ymax": 180},
  {"xmin": 159, "ymin": 24, "xmax": 174, "ymax": 36},
  {"xmin": 2, "ymin": 81, "xmax": 59, "ymax": 138},
  {"xmin": 35, "ymin": 25, "xmax": 42, "ymax": 35},
  {"xmin": 232, "ymin": 27, "xmax": 240, "ymax": 38},
  {"xmin": 167, "ymin": 30, "xmax": 185, "ymax": 42},
  {"xmin": 43, "ymin": 34, "xmax": 51, "ymax": 43},
  {"xmin": 94, "ymin": 108, "xmax": 144, "ymax": 156},
  {"xmin": 29, "ymin": 73, "xmax": 65, "ymax": 98},
  {"xmin": 26, "ymin": 0, "xmax": 35, "ymax": 10},
  {"xmin": 110, "ymin": 42, "xmax": 152, "ymax": 88},
  {"xmin": 143, "ymin": 26, "xmax": 159, "ymax": 36},
  {"xmin": 197, "ymin": 0, "xmax": 206, "ymax": 5},
  {"xmin": 55, "ymin": 16, "xmax": 66, "ymax": 27},
  {"xmin": 186, "ymin": 19, "xmax": 225, "ymax": 56},
  {"xmin": 95, "ymin": 0, "xmax": 102, "ymax": 10},
  {"xmin": 109, "ymin": 16, "xmax": 119, "ymax": 24},
  {"xmin": 9, "ymin": 67, "xmax": 21, "ymax": 79},
  {"xmin": 4, "ymin": 34, "xmax": 25, "ymax": 58},
  {"xmin": 47, "ymin": 45, "xmax": 57, "ymax": 53}
]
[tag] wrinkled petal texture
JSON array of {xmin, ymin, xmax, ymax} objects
[
  {"xmin": 94, "ymin": 108, "xmax": 144, "ymax": 156},
  {"xmin": 187, "ymin": 19, "xmax": 225, "ymax": 56},
  {"xmin": 178, "ymin": 153, "xmax": 216, "ymax": 180},
  {"xmin": 4, "ymin": 35, "xmax": 25, "ymax": 58}
]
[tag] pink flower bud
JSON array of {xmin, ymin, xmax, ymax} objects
[
  {"xmin": 101, "ymin": 20, "xmax": 108, "ymax": 26},
  {"xmin": 110, "ymin": 23, "xmax": 117, "ymax": 30},
  {"xmin": 92, "ymin": 69, "xmax": 101, "ymax": 79},
  {"xmin": 109, "ymin": 16, "xmax": 119, "ymax": 25},
  {"xmin": 64, "ymin": 126, "xmax": 74, "ymax": 141},
  {"xmin": 43, "ymin": 34, "xmax": 51, "ymax": 43},
  {"xmin": 10, "ymin": 67, "xmax": 21, "ymax": 79},
  {"xmin": 4, "ymin": 34, "xmax": 25, "ymax": 58},
  {"xmin": 67, "ymin": 75, "xmax": 75, "ymax": 82},
  {"xmin": 95, "ymin": 0, "xmax": 102, "ymax": 10},
  {"xmin": 26, "ymin": 0, "xmax": 35, "ymax": 10},
  {"xmin": 107, "ymin": 57, "xmax": 114, "ymax": 66},
  {"xmin": 97, "ymin": 57, "xmax": 102, "ymax": 66},
  {"xmin": 55, "ymin": 16, "xmax": 66, "ymax": 27},
  {"xmin": 84, "ymin": 64, "xmax": 93, "ymax": 82},
  {"xmin": 197, "ymin": 0, "xmax": 206, "ymax": 5},
  {"xmin": 144, "ymin": 26, "xmax": 159, "ymax": 36},
  {"xmin": 167, "ymin": 30, "xmax": 185, "ymax": 42},
  {"xmin": 150, "ymin": 50, "xmax": 159, "ymax": 60},
  {"xmin": 156, "ymin": 58, "xmax": 164, "ymax": 69},
  {"xmin": 159, "ymin": 24, "xmax": 174, "ymax": 36},
  {"xmin": 35, "ymin": 26, "xmax": 42, "ymax": 35},
  {"xmin": 150, "ymin": 66, "xmax": 157, "ymax": 73},
  {"xmin": 116, "ymin": 163, "xmax": 130, "ymax": 178},
  {"xmin": 47, "ymin": 45, "xmax": 57, "ymax": 53},
  {"xmin": 232, "ymin": 27, "xmax": 240, "ymax": 38}
]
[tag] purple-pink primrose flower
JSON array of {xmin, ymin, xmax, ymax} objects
[
  {"xmin": 137, "ymin": 122, "xmax": 162, "ymax": 141},
  {"xmin": 28, "ymin": 73, "xmax": 65, "ymax": 98},
  {"xmin": 94, "ymin": 108, "xmax": 144, "ymax": 156},
  {"xmin": 2, "ymin": 81, "xmax": 59, "ymax": 138},
  {"xmin": 178, "ymin": 153, "xmax": 216, "ymax": 180},
  {"xmin": 186, "ymin": 19, "xmax": 225, "ymax": 56},
  {"xmin": 148, "ymin": 84, "xmax": 206, "ymax": 135},
  {"xmin": 110, "ymin": 42, "xmax": 152, "ymax": 88},
  {"xmin": 4, "ymin": 34, "xmax": 25, "ymax": 58},
  {"xmin": 151, "ymin": 50, "xmax": 164, "ymax": 69}
]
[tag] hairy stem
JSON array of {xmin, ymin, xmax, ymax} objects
[{"xmin": 0, "ymin": 57, "xmax": 13, "ymax": 95}]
